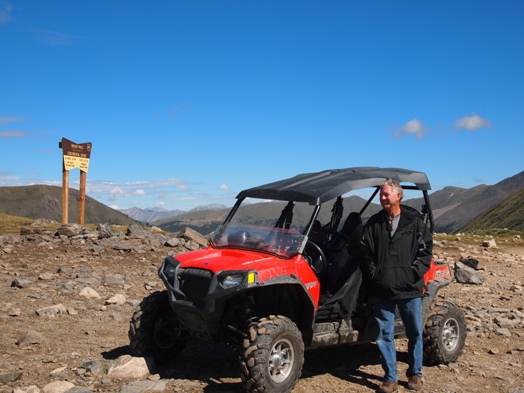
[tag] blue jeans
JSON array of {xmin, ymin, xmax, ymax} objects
[{"xmin": 373, "ymin": 296, "xmax": 423, "ymax": 382}]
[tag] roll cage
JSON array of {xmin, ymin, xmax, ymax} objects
[{"xmin": 220, "ymin": 167, "xmax": 435, "ymax": 241}]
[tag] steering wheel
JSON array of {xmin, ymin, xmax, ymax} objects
[
  {"xmin": 304, "ymin": 240, "xmax": 327, "ymax": 276},
  {"xmin": 228, "ymin": 230, "xmax": 252, "ymax": 246}
]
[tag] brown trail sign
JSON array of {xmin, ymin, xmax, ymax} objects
[{"xmin": 59, "ymin": 138, "xmax": 92, "ymax": 225}]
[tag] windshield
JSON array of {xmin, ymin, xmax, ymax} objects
[
  {"xmin": 210, "ymin": 200, "xmax": 313, "ymax": 258},
  {"xmin": 211, "ymin": 223, "xmax": 306, "ymax": 258}
]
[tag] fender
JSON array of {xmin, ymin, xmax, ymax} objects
[{"xmin": 421, "ymin": 259, "xmax": 453, "ymax": 322}]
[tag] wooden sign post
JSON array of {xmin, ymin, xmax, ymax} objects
[{"xmin": 59, "ymin": 138, "xmax": 92, "ymax": 225}]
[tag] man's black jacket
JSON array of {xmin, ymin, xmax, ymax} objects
[{"xmin": 361, "ymin": 206, "xmax": 433, "ymax": 300}]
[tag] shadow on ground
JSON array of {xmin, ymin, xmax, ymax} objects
[{"xmin": 101, "ymin": 339, "xmax": 405, "ymax": 392}]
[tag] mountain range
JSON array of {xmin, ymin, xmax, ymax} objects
[
  {"xmin": 148, "ymin": 170, "xmax": 524, "ymax": 235},
  {"xmin": 0, "ymin": 170, "xmax": 523, "ymax": 234},
  {"xmin": 118, "ymin": 204, "xmax": 227, "ymax": 224}
]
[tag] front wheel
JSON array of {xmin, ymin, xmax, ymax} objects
[
  {"xmin": 423, "ymin": 301, "xmax": 466, "ymax": 365},
  {"xmin": 128, "ymin": 290, "xmax": 188, "ymax": 363},
  {"xmin": 240, "ymin": 315, "xmax": 304, "ymax": 393}
]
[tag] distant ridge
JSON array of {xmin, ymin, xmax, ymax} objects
[
  {"xmin": 151, "ymin": 171, "xmax": 524, "ymax": 235},
  {"xmin": 119, "ymin": 207, "xmax": 186, "ymax": 223},
  {"xmin": 121, "ymin": 204, "xmax": 227, "ymax": 223},
  {"xmin": 1, "ymin": 171, "xmax": 523, "ymax": 234},
  {"xmin": 0, "ymin": 185, "xmax": 136, "ymax": 225}
]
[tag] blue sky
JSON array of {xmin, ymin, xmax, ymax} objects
[{"xmin": 1, "ymin": 1, "xmax": 523, "ymax": 212}]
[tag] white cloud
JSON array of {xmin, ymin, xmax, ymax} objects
[
  {"xmin": 170, "ymin": 103, "xmax": 190, "ymax": 117},
  {"xmin": 134, "ymin": 189, "xmax": 146, "ymax": 195},
  {"xmin": 0, "ymin": 116, "xmax": 25, "ymax": 126},
  {"xmin": 109, "ymin": 187, "xmax": 124, "ymax": 201},
  {"xmin": 454, "ymin": 113, "xmax": 492, "ymax": 131},
  {"xmin": 219, "ymin": 183, "xmax": 229, "ymax": 190},
  {"xmin": 0, "ymin": 131, "xmax": 29, "ymax": 139},
  {"xmin": 0, "ymin": 175, "xmax": 20, "ymax": 186},
  {"xmin": 393, "ymin": 119, "xmax": 429, "ymax": 140},
  {"xmin": 0, "ymin": 2, "xmax": 12, "ymax": 24},
  {"xmin": 33, "ymin": 29, "xmax": 81, "ymax": 46}
]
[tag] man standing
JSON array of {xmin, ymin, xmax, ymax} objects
[{"xmin": 361, "ymin": 179, "xmax": 433, "ymax": 393}]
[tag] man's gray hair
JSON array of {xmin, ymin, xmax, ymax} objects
[{"xmin": 382, "ymin": 179, "xmax": 403, "ymax": 200}]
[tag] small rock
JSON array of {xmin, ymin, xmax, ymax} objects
[
  {"xmin": 8, "ymin": 307, "xmax": 21, "ymax": 316},
  {"xmin": 80, "ymin": 359, "xmax": 108, "ymax": 378},
  {"xmin": 16, "ymin": 330, "xmax": 49, "ymax": 347},
  {"xmin": 482, "ymin": 239, "xmax": 497, "ymax": 248},
  {"xmin": 119, "ymin": 380, "xmax": 167, "ymax": 393},
  {"xmin": 42, "ymin": 381, "xmax": 75, "ymax": 393},
  {"xmin": 38, "ymin": 272, "xmax": 57, "ymax": 281},
  {"xmin": 106, "ymin": 294, "xmax": 126, "ymax": 305},
  {"xmin": 36, "ymin": 304, "xmax": 67, "ymax": 317},
  {"xmin": 11, "ymin": 278, "xmax": 34, "ymax": 288},
  {"xmin": 56, "ymin": 224, "xmax": 83, "ymax": 238},
  {"xmin": 0, "ymin": 371, "xmax": 23, "ymax": 383},
  {"xmin": 164, "ymin": 238, "xmax": 181, "ymax": 247},
  {"xmin": 66, "ymin": 387, "xmax": 90, "ymax": 393},
  {"xmin": 13, "ymin": 386, "xmax": 40, "ymax": 393},
  {"xmin": 106, "ymin": 355, "xmax": 154, "ymax": 379},
  {"xmin": 79, "ymin": 287, "xmax": 101, "ymax": 300},
  {"xmin": 104, "ymin": 274, "xmax": 126, "ymax": 286},
  {"xmin": 495, "ymin": 328, "xmax": 512, "ymax": 337}
]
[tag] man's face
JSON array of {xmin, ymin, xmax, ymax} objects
[{"xmin": 380, "ymin": 184, "xmax": 401, "ymax": 212}]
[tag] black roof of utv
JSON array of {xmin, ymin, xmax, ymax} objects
[{"xmin": 236, "ymin": 167, "xmax": 431, "ymax": 205}]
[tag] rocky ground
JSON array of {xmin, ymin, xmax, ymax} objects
[{"xmin": 0, "ymin": 223, "xmax": 523, "ymax": 393}]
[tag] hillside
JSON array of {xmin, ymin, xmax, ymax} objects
[
  {"xmin": 434, "ymin": 170, "xmax": 524, "ymax": 233},
  {"xmin": 402, "ymin": 184, "xmax": 490, "ymax": 226},
  {"xmin": 459, "ymin": 187, "xmax": 524, "ymax": 232},
  {"xmin": 0, "ymin": 185, "xmax": 136, "ymax": 225}
]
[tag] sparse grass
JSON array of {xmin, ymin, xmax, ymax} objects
[
  {"xmin": 0, "ymin": 212, "xmax": 43, "ymax": 234},
  {"xmin": 463, "ymin": 228, "xmax": 523, "ymax": 239},
  {"xmin": 433, "ymin": 231, "xmax": 524, "ymax": 250},
  {"xmin": 0, "ymin": 213, "xmax": 131, "ymax": 235}
]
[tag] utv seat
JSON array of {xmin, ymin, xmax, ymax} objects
[
  {"xmin": 340, "ymin": 211, "xmax": 362, "ymax": 237},
  {"xmin": 325, "ymin": 212, "xmax": 364, "ymax": 294}
]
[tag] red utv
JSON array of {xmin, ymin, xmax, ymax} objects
[{"xmin": 129, "ymin": 167, "xmax": 466, "ymax": 393}]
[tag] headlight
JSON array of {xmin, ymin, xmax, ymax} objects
[
  {"xmin": 163, "ymin": 263, "xmax": 177, "ymax": 279},
  {"xmin": 221, "ymin": 275, "xmax": 244, "ymax": 289}
]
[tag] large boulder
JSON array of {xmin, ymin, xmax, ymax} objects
[
  {"xmin": 56, "ymin": 224, "xmax": 83, "ymax": 237},
  {"xmin": 177, "ymin": 227, "xmax": 208, "ymax": 247},
  {"xmin": 126, "ymin": 224, "xmax": 151, "ymax": 239},
  {"xmin": 454, "ymin": 260, "xmax": 485, "ymax": 285},
  {"xmin": 96, "ymin": 223, "xmax": 116, "ymax": 238}
]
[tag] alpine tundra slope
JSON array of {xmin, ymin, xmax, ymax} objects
[{"xmin": 128, "ymin": 167, "xmax": 466, "ymax": 393}]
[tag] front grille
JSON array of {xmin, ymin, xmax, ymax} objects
[{"xmin": 178, "ymin": 268, "xmax": 213, "ymax": 307}]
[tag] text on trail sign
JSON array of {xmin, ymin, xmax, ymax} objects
[{"xmin": 60, "ymin": 137, "xmax": 92, "ymax": 172}]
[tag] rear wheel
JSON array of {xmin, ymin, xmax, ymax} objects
[
  {"xmin": 423, "ymin": 301, "xmax": 466, "ymax": 365},
  {"xmin": 240, "ymin": 315, "xmax": 304, "ymax": 393},
  {"xmin": 128, "ymin": 290, "xmax": 188, "ymax": 363}
]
